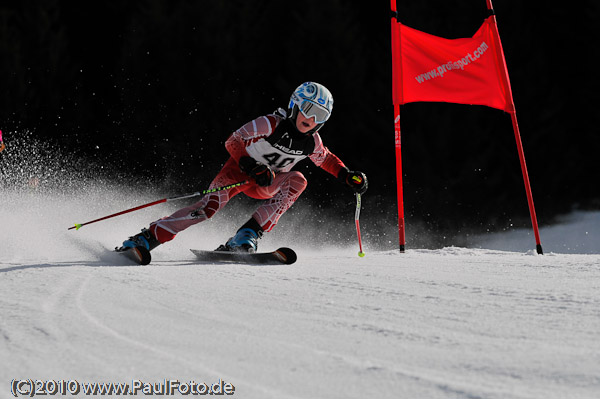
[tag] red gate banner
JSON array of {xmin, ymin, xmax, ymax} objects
[{"xmin": 394, "ymin": 16, "xmax": 513, "ymax": 112}]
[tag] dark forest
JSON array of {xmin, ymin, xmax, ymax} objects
[{"xmin": 1, "ymin": 0, "xmax": 598, "ymax": 248}]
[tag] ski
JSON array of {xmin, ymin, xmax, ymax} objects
[
  {"xmin": 115, "ymin": 245, "xmax": 152, "ymax": 265},
  {"xmin": 190, "ymin": 247, "xmax": 297, "ymax": 265}
]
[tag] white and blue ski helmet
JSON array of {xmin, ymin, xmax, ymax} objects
[{"xmin": 288, "ymin": 82, "xmax": 333, "ymax": 126}]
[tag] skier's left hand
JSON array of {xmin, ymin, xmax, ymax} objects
[
  {"xmin": 239, "ymin": 156, "xmax": 275, "ymax": 187},
  {"xmin": 339, "ymin": 169, "xmax": 368, "ymax": 195}
]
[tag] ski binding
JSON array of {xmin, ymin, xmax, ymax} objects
[{"xmin": 115, "ymin": 245, "xmax": 152, "ymax": 265}]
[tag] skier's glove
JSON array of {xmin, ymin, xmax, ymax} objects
[
  {"xmin": 239, "ymin": 156, "xmax": 275, "ymax": 187},
  {"xmin": 338, "ymin": 168, "xmax": 368, "ymax": 195}
]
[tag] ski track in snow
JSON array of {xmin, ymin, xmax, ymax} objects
[{"xmin": 1, "ymin": 189, "xmax": 600, "ymax": 399}]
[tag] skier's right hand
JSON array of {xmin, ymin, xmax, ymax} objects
[{"xmin": 239, "ymin": 156, "xmax": 275, "ymax": 187}]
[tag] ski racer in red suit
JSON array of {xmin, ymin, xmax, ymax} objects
[{"xmin": 121, "ymin": 82, "xmax": 368, "ymax": 253}]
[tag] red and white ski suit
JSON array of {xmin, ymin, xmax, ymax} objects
[{"xmin": 149, "ymin": 112, "xmax": 346, "ymax": 243}]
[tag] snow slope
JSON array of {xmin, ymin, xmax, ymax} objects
[{"xmin": 1, "ymin": 184, "xmax": 599, "ymax": 399}]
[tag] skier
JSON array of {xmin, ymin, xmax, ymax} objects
[
  {"xmin": 0, "ymin": 130, "xmax": 5, "ymax": 153},
  {"xmin": 121, "ymin": 82, "xmax": 368, "ymax": 253}
]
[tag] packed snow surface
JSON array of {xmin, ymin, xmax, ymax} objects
[{"xmin": 1, "ymin": 185, "xmax": 599, "ymax": 399}]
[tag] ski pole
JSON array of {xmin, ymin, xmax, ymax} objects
[
  {"xmin": 68, "ymin": 180, "xmax": 248, "ymax": 231},
  {"xmin": 355, "ymin": 193, "xmax": 365, "ymax": 257}
]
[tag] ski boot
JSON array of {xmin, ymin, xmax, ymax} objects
[
  {"xmin": 217, "ymin": 228, "xmax": 262, "ymax": 253},
  {"xmin": 120, "ymin": 228, "xmax": 161, "ymax": 252}
]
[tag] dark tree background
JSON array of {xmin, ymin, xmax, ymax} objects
[{"xmin": 1, "ymin": 0, "xmax": 598, "ymax": 247}]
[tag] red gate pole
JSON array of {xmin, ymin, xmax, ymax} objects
[
  {"xmin": 390, "ymin": 0, "xmax": 405, "ymax": 252},
  {"xmin": 486, "ymin": 0, "xmax": 543, "ymax": 254},
  {"xmin": 509, "ymin": 111, "xmax": 543, "ymax": 254}
]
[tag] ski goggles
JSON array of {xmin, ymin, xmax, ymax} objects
[{"xmin": 299, "ymin": 100, "xmax": 331, "ymax": 124}]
